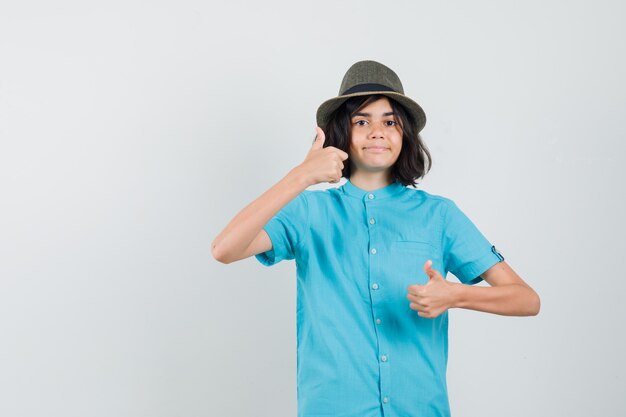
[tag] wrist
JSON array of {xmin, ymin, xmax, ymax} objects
[
  {"xmin": 449, "ymin": 282, "xmax": 467, "ymax": 310},
  {"xmin": 287, "ymin": 166, "xmax": 313, "ymax": 188}
]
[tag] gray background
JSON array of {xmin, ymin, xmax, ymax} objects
[{"xmin": 1, "ymin": 0, "xmax": 624, "ymax": 416}]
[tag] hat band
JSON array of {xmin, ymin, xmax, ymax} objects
[{"xmin": 341, "ymin": 83, "xmax": 396, "ymax": 95}]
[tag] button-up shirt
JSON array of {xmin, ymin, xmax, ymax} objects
[{"xmin": 255, "ymin": 178, "xmax": 504, "ymax": 417}]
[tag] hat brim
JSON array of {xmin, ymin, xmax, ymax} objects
[{"xmin": 316, "ymin": 91, "xmax": 426, "ymax": 133}]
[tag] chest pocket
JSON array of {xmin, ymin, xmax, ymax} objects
[{"xmin": 390, "ymin": 240, "xmax": 444, "ymax": 287}]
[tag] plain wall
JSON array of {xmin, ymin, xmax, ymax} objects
[{"xmin": 1, "ymin": 0, "xmax": 624, "ymax": 416}]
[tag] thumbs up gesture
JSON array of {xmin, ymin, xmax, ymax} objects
[
  {"xmin": 407, "ymin": 260, "xmax": 457, "ymax": 318},
  {"xmin": 295, "ymin": 126, "xmax": 349, "ymax": 186}
]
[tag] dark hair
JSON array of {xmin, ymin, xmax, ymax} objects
[{"xmin": 322, "ymin": 94, "xmax": 432, "ymax": 187}]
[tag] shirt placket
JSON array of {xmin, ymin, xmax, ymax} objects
[{"xmin": 364, "ymin": 192, "xmax": 392, "ymax": 414}]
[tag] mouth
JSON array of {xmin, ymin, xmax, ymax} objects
[{"xmin": 364, "ymin": 147, "xmax": 389, "ymax": 153}]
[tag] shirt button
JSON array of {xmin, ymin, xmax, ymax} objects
[
  {"xmin": 370, "ymin": 248, "xmax": 377, "ymax": 255},
  {"xmin": 368, "ymin": 193, "xmax": 375, "ymax": 200},
  {"xmin": 369, "ymin": 218, "xmax": 376, "ymax": 225},
  {"xmin": 375, "ymin": 318, "xmax": 382, "ymax": 325},
  {"xmin": 383, "ymin": 396, "xmax": 389, "ymax": 404},
  {"xmin": 371, "ymin": 283, "xmax": 379, "ymax": 290},
  {"xmin": 381, "ymin": 354, "xmax": 388, "ymax": 362}
]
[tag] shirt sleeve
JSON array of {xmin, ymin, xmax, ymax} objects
[
  {"xmin": 441, "ymin": 198, "xmax": 505, "ymax": 285},
  {"xmin": 254, "ymin": 191, "xmax": 310, "ymax": 267}
]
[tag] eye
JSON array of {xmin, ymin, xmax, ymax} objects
[
  {"xmin": 353, "ymin": 120, "xmax": 368, "ymax": 126},
  {"xmin": 385, "ymin": 120, "xmax": 397, "ymax": 127}
]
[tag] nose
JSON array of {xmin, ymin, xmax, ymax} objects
[{"xmin": 369, "ymin": 121, "xmax": 384, "ymax": 139}]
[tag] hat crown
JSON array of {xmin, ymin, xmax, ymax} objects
[
  {"xmin": 339, "ymin": 60, "xmax": 404, "ymax": 95},
  {"xmin": 316, "ymin": 59, "xmax": 425, "ymax": 133}
]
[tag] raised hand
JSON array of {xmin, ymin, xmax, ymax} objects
[
  {"xmin": 407, "ymin": 260, "xmax": 457, "ymax": 318},
  {"xmin": 295, "ymin": 126, "xmax": 349, "ymax": 186}
]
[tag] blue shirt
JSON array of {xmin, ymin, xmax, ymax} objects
[{"xmin": 255, "ymin": 178, "xmax": 504, "ymax": 417}]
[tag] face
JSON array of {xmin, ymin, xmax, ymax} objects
[{"xmin": 348, "ymin": 97, "xmax": 403, "ymax": 175}]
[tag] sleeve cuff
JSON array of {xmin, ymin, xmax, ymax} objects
[
  {"xmin": 452, "ymin": 247, "xmax": 505, "ymax": 285},
  {"xmin": 254, "ymin": 220, "xmax": 288, "ymax": 267}
]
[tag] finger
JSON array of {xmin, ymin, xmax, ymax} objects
[
  {"xmin": 424, "ymin": 259, "xmax": 433, "ymax": 278},
  {"xmin": 407, "ymin": 292, "xmax": 427, "ymax": 304},
  {"xmin": 411, "ymin": 303, "xmax": 432, "ymax": 317},
  {"xmin": 407, "ymin": 284, "xmax": 424, "ymax": 295},
  {"xmin": 331, "ymin": 156, "xmax": 344, "ymax": 171},
  {"xmin": 407, "ymin": 294, "xmax": 427, "ymax": 307},
  {"xmin": 326, "ymin": 146, "xmax": 349, "ymax": 161},
  {"xmin": 312, "ymin": 127, "xmax": 326, "ymax": 149},
  {"xmin": 409, "ymin": 302, "xmax": 425, "ymax": 311},
  {"xmin": 325, "ymin": 145, "xmax": 348, "ymax": 159},
  {"xmin": 424, "ymin": 260, "xmax": 444, "ymax": 281}
]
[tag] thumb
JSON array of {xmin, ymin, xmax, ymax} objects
[
  {"xmin": 311, "ymin": 127, "xmax": 326, "ymax": 150},
  {"xmin": 424, "ymin": 260, "xmax": 443, "ymax": 281}
]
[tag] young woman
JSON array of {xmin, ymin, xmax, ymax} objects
[{"xmin": 212, "ymin": 60, "xmax": 540, "ymax": 417}]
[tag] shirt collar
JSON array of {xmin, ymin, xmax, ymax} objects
[{"xmin": 340, "ymin": 178, "xmax": 405, "ymax": 201}]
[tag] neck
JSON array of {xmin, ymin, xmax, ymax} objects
[{"xmin": 349, "ymin": 170, "xmax": 393, "ymax": 191}]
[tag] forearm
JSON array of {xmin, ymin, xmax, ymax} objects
[
  {"xmin": 211, "ymin": 167, "xmax": 309, "ymax": 263},
  {"xmin": 452, "ymin": 282, "xmax": 540, "ymax": 316}
]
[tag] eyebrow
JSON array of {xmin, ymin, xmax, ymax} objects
[{"xmin": 352, "ymin": 111, "xmax": 396, "ymax": 118}]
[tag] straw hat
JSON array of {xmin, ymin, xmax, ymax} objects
[{"xmin": 316, "ymin": 60, "xmax": 426, "ymax": 133}]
